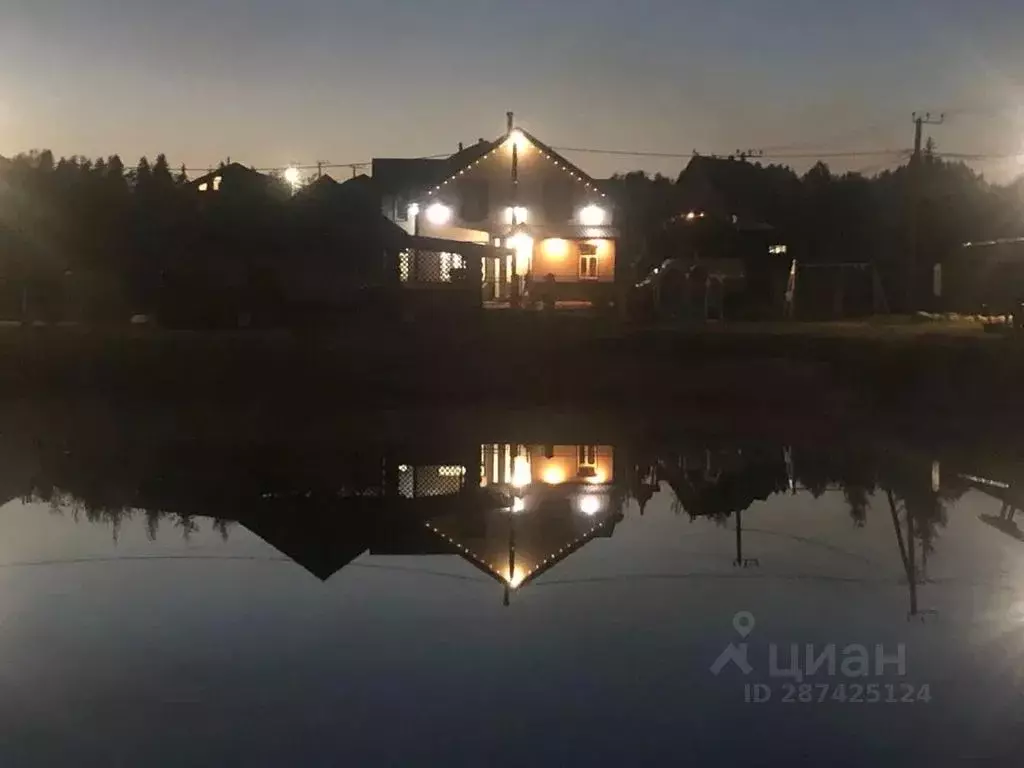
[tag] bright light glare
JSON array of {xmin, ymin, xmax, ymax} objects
[
  {"xmin": 507, "ymin": 129, "xmax": 527, "ymax": 152},
  {"xmin": 407, "ymin": 203, "xmax": 420, "ymax": 218},
  {"xmin": 512, "ymin": 455, "xmax": 532, "ymax": 489},
  {"xmin": 426, "ymin": 203, "xmax": 452, "ymax": 225},
  {"xmin": 508, "ymin": 232, "xmax": 534, "ymax": 277},
  {"xmin": 542, "ymin": 467, "xmax": 567, "ymax": 485},
  {"xmin": 284, "ymin": 167, "xmax": 301, "ymax": 186},
  {"xmin": 579, "ymin": 494, "xmax": 603, "ymax": 516},
  {"xmin": 512, "ymin": 497, "xmax": 525, "ymax": 513},
  {"xmin": 579, "ymin": 205, "xmax": 607, "ymax": 226},
  {"xmin": 542, "ymin": 239, "xmax": 570, "ymax": 258}
]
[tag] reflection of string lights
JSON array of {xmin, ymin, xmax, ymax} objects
[{"xmin": 426, "ymin": 516, "xmax": 613, "ymax": 591}]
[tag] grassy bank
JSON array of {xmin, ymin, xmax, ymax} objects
[{"xmin": 0, "ymin": 316, "xmax": 1018, "ymax": 429}]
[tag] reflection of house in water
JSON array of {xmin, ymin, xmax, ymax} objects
[
  {"xmin": 236, "ymin": 443, "xmax": 626, "ymax": 599},
  {"xmin": 423, "ymin": 444, "xmax": 624, "ymax": 602}
]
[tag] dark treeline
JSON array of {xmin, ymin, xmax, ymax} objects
[
  {"xmin": 609, "ymin": 146, "xmax": 1024, "ymax": 309},
  {"xmin": 0, "ymin": 150, "xmax": 321, "ymax": 326},
  {"xmin": 3, "ymin": 146, "xmax": 1024, "ymax": 323}
]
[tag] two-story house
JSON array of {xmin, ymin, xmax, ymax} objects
[{"xmin": 373, "ymin": 116, "xmax": 618, "ymax": 307}]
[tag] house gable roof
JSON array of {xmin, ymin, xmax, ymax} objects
[
  {"xmin": 372, "ymin": 128, "xmax": 609, "ymax": 205},
  {"xmin": 423, "ymin": 491, "xmax": 622, "ymax": 593},
  {"xmin": 421, "ymin": 128, "xmax": 609, "ymax": 204}
]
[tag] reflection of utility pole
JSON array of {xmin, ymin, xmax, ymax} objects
[
  {"xmin": 907, "ymin": 504, "xmax": 917, "ymax": 617},
  {"xmin": 504, "ymin": 513, "xmax": 516, "ymax": 607},
  {"xmin": 507, "ymin": 111, "xmax": 521, "ymax": 307},
  {"xmin": 733, "ymin": 509, "xmax": 760, "ymax": 568},
  {"xmin": 784, "ymin": 446, "xmax": 795, "ymax": 495},
  {"xmin": 886, "ymin": 490, "xmax": 935, "ymax": 621},
  {"xmin": 908, "ymin": 112, "xmax": 944, "ymax": 311}
]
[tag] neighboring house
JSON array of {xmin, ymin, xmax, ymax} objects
[
  {"xmin": 287, "ymin": 173, "xmax": 409, "ymax": 306},
  {"xmin": 188, "ymin": 162, "xmax": 288, "ymax": 199},
  {"xmin": 373, "ymin": 118, "xmax": 618, "ymax": 307},
  {"xmin": 640, "ymin": 155, "xmax": 793, "ymax": 319}
]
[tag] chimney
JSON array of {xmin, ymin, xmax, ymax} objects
[
  {"xmin": 507, "ymin": 111, "xmax": 514, "ymax": 133},
  {"xmin": 458, "ymin": 142, "xmax": 464, "ymax": 152}
]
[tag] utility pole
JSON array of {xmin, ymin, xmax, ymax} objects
[
  {"xmin": 315, "ymin": 160, "xmax": 327, "ymax": 179},
  {"xmin": 908, "ymin": 112, "xmax": 944, "ymax": 311},
  {"xmin": 507, "ymin": 111, "xmax": 520, "ymax": 307}
]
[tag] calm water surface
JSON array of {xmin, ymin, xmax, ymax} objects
[{"xmin": 0, "ymin": 412, "xmax": 1022, "ymax": 766}]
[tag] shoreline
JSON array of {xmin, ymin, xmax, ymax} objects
[{"xmin": 0, "ymin": 319, "xmax": 1019, "ymax": 432}]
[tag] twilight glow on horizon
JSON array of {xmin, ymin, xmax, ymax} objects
[{"xmin": 2, "ymin": 0, "xmax": 1024, "ymax": 180}]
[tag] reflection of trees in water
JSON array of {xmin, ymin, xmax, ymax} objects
[
  {"xmin": 632, "ymin": 444, "xmax": 959, "ymax": 554},
  {"xmin": 27, "ymin": 486, "xmax": 234, "ymax": 543}
]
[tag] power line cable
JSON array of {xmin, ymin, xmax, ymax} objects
[{"xmin": 550, "ymin": 145, "xmax": 911, "ymax": 160}]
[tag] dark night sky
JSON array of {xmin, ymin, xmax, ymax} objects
[{"xmin": 3, "ymin": 0, "xmax": 1024, "ymax": 180}]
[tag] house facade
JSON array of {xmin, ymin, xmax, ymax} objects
[{"xmin": 374, "ymin": 119, "xmax": 618, "ymax": 307}]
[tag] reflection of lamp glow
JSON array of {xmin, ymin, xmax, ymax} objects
[
  {"xmin": 579, "ymin": 494, "xmax": 602, "ymax": 516},
  {"xmin": 542, "ymin": 467, "xmax": 567, "ymax": 485},
  {"xmin": 407, "ymin": 203, "xmax": 420, "ymax": 219},
  {"xmin": 505, "ymin": 566, "xmax": 527, "ymax": 588},
  {"xmin": 512, "ymin": 455, "xmax": 531, "ymax": 489},
  {"xmin": 585, "ymin": 471, "xmax": 607, "ymax": 484},
  {"xmin": 512, "ymin": 497, "xmax": 525, "ymax": 513}
]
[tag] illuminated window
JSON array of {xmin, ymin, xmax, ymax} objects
[
  {"xmin": 504, "ymin": 206, "xmax": 529, "ymax": 225},
  {"xmin": 198, "ymin": 182, "xmax": 208, "ymax": 192},
  {"xmin": 769, "ymin": 244, "xmax": 788, "ymax": 255},
  {"xmin": 579, "ymin": 243, "xmax": 598, "ymax": 280},
  {"xmin": 437, "ymin": 466, "xmax": 467, "ymax": 477},
  {"xmin": 578, "ymin": 445, "xmax": 599, "ymax": 480},
  {"xmin": 579, "ymin": 445, "xmax": 597, "ymax": 468},
  {"xmin": 213, "ymin": 176, "xmax": 222, "ymax": 191}
]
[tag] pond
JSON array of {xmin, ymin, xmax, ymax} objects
[{"xmin": 0, "ymin": 408, "xmax": 1021, "ymax": 765}]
